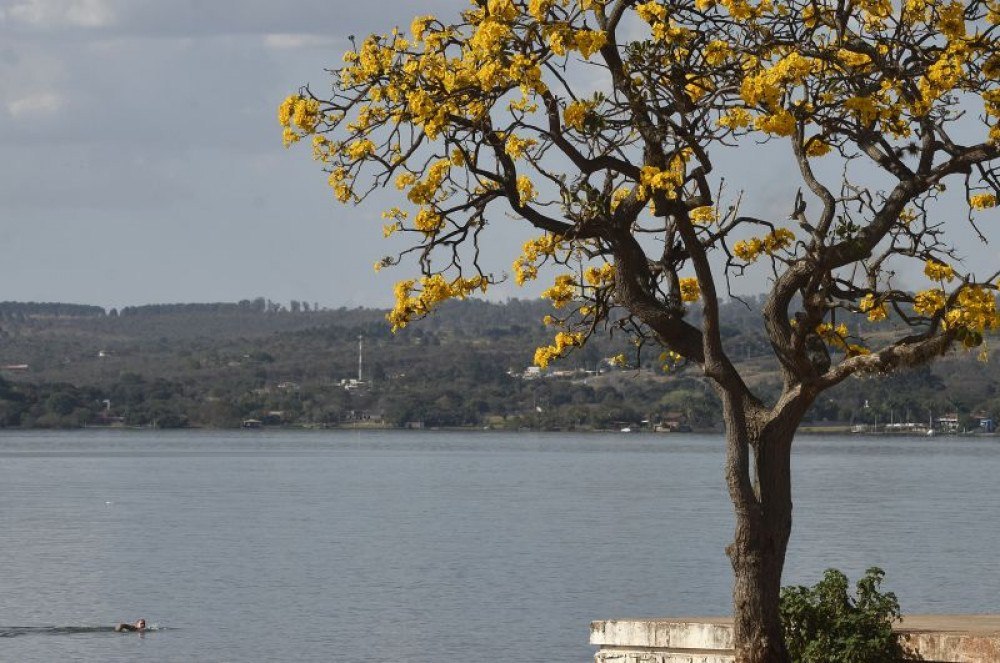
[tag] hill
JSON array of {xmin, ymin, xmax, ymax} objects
[{"xmin": 0, "ymin": 298, "xmax": 997, "ymax": 432}]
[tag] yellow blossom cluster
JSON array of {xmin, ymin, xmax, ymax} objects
[
  {"xmin": 388, "ymin": 275, "xmax": 488, "ymax": 331},
  {"xmin": 635, "ymin": 1, "xmax": 694, "ymax": 46},
  {"xmin": 924, "ymin": 259, "xmax": 955, "ymax": 283},
  {"xmin": 583, "ymin": 263, "xmax": 616, "ymax": 286},
  {"xmin": 610, "ymin": 187, "xmax": 632, "ymax": 211},
  {"xmin": 608, "ymin": 353, "xmax": 629, "ymax": 367},
  {"xmin": 970, "ymin": 193, "xmax": 998, "ymax": 210},
  {"xmin": 328, "ymin": 167, "xmax": 353, "ymax": 203},
  {"xmin": 718, "ymin": 107, "xmax": 754, "ymax": 130},
  {"xmin": 859, "ymin": 294, "xmax": 888, "ymax": 322},
  {"xmin": 805, "ymin": 139, "xmax": 832, "ymax": 157},
  {"xmin": 944, "ymin": 286, "xmax": 1000, "ymax": 333},
  {"xmin": 278, "ymin": 94, "xmax": 321, "ymax": 147},
  {"xmin": 740, "ymin": 51, "xmax": 817, "ymax": 115},
  {"xmin": 513, "ymin": 234, "xmax": 563, "ymax": 285},
  {"xmin": 659, "ymin": 349, "xmax": 684, "ymax": 371},
  {"xmin": 534, "ymin": 331, "xmax": 585, "ymax": 368},
  {"xmin": 516, "ymin": 175, "xmax": 537, "ymax": 204},
  {"xmin": 329, "ymin": 3, "xmax": 570, "ymax": 150},
  {"xmin": 703, "ymin": 40, "xmax": 733, "ymax": 66},
  {"xmin": 985, "ymin": 90, "xmax": 1000, "ymax": 142},
  {"xmin": 732, "ymin": 228, "xmax": 795, "ymax": 262},
  {"xmin": 817, "ymin": 322, "xmax": 848, "ymax": 345},
  {"xmin": 679, "ymin": 277, "xmax": 701, "ymax": 302},
  {"xmin": 541, "ymin": 274, "xmax": 578, "ymax": 308},
  {"xmin": 690, "ymin": 206, "xmax": 717, "ymax": 224},
  {"xmin": 505, "ymin": 134, "xmax": 538, "ymax": 159},
  {"xmin": 816, "ymin": 322, "xmax": 870, "ymax": 357},
  {"xmin": 914, "ymin": 43, "xmax": 968, "ymax": 116},
  {"xmin": 638, "ymin": 153, "xmax": 690, "ymax": 200},
  {"xmin": 563, "ymin": 100, "xmax": 594, "ymax": 131},
  {"xmin": 413, "ymin": 208, "xmax": 444, "ymax": 234},
  {"xmin": 399, "ymin": 159, "xmax": 452, "ymax": 206},
  {"xmin": 381, "ymin": 207, "xmax": 408, "ymax": 237},
  {"xmin": 913, "ymin": 288, "xmax": 946, "ymax": 316}
]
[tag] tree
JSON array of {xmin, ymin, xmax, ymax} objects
[{"xmin": 280, "ymin": 1, "xmax": 1000, "ymax": 660}]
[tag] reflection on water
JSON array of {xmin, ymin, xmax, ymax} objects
[{"xmin": 0, "ymin": 430, "xmax": 997, "ymax": 663}]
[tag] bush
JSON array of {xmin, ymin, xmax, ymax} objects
[{"xmin": 780, "ymin": 567, "xmax": 910, "ymax": 663}]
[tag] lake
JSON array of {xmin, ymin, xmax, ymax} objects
[{"xmin": 0, "ymin": 430, "xmax": 997, "ymax": 662}]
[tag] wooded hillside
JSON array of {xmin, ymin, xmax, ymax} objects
[{"xmin": 0, "ymin": 298, "xmax": 995, "ymax": 431}]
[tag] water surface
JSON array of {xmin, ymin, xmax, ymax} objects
[{"xmin": 0, "ymin": 430, "xmax": 997, "ymax": 662}]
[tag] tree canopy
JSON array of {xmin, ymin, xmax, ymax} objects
[{"xmin": 281, "ymin": 0, "xmax": 1000, "ymax": 385}]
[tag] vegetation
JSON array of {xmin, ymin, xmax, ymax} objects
[
  {"xmin": 2, "ymin": 299, "xmax": 999, "ymax": 431},
  {"xmin": 0, "ymin": 298, "xmax": 701, "ymax": 429},
  {"xmin": 780, "ymin": 568, "xmax": 909, "ymax": 663},
  {"xmin": 279, "ymin": 0, "xmax": 1000, "ymax": 660}
]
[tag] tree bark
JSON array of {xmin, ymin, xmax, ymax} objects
[{"xmin": 723, "ymin": 396, "xmax": 796, "ymax": 663}]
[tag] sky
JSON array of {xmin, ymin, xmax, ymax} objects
[
  {"xmin": 2, "ymin": 0, "xmax": 998, "ymax": 310},
  {"xmin": 0, "ymin": 0, "xmax": 462, "ymax": 309}
]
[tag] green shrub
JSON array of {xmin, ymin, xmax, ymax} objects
[{"xmin": 780, "ymin": 567, "xmax": 910, "ymax": 662}]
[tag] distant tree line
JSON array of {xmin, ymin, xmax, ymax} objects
[{"xmin": 0, "ymin": 298, "xmax": 997, "ymax": 431}]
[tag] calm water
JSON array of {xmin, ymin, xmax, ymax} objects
[{"xmin": 0, "ymin": 430, "xmax": 997, "ymax": 662}]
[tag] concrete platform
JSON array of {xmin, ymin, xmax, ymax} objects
[{"xmin": 590, "ymin": 615, "xmax": 1000, "ymax": 663}]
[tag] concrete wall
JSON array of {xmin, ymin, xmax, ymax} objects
[{"xmin": 590, "ymin": 616, "xmax": 1000, "ymax": 663}]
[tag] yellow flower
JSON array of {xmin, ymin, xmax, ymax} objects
[
  {"xmin": 505, "ymin": 135, "xmax": 538, "ymax": 160},
  {"xmin": 659, "ymin": 349, "xmax": 684, "ymax": 371},
  {"xmin": 513, "ymin": 234, "xmax": 563, "ymax": 285},
  {"xmin": 534, "ymin": 331, "xmax": 585, "ymax": 368},
  {"xmin": 924, "ymin": 260, "xmax": 955, "ymax": 283},
  {"xmin": 345, "ymin": 139, "xmax": 376, "ymax": 160},
  {"xmin": 563, "ymin": 100, "xmax": 592, "ymax": 131},
  {"xmin": 817, "ymin": 322, "xmax": 850, "ymax": 349},
  {"xmin": 764, "ymin": 228, "xmax": 795, "ymax": 254},
  {"xmin": 805, "ymin": 139, "xmax": 832, "ymax": 157},
  {"xmin": 690, "ymin": 206, "xmax": 717, "ymax": 224},
  {"xmin": 846, "ymin": 344, "xmax": 871, "ymax": 357},
  {"xmin": 733, "ymin": 229, "xmax": 795, "ymax": 262},
  {"xmin": 584, "ymin": 263, "xmax": 615, "ymax": 286},
  {"xmin": 414, "ymin": 208, "xmax": 443, "ymax": 234},
  {"xmin": 395, "ymin": 172, "xmax": 417, "ymax": 190},
  {"xmin": 703, "ymin": 40, "xmax": 732, "ymax": 66},
  {"xmin": 734, "ymin": 237, "xmax": 764, "ymax": 262},
  {"xmin": 755, "ymin": 109, "xmax": 796, "ymax": 137},
  {"xmin": 573, "ymin": 29, "xmax": 607, "ymax": 59},
  {"xmin": 410, "ymin": 15, "xmax": 434, "ymax": 42},
  {"xmin": 859, "ymin": 294, "xmax": 888, "ymax": 322},
  {"xmin": 945, "ymin": 286, "xmax": 1000, "ymax": 332},
  {"xmin": 719, "ymin": 107, "xmax": 753, "ymax": 129},
  {"xmin": 541, "ymin": 274, "xmax": 576, "ymax": 308},
  {"xmin": 679, "ymin": 277, "xmax": 701, "ymax": 302},
  {"xmin": 913, "ymin": 289, "xmax": 946, "ymax": 316},
  {"xmin": 636, "ymin": 1, "xmax": 667, "ymax": 24},
  {"xmin": 517, "ymin": 175, "xmax": 537, "ymax": 204},
  {"xmin": 970, "ymin": 193, "xmax": 997, "ymax": 210},
  {"xmin": 387, "ymin": 275, "xmax": 488, "ymax": 332}
]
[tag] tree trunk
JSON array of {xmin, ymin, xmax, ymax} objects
[{"xmin": 723, "ymin": 398, "xmax": 796, "ymax": 663}]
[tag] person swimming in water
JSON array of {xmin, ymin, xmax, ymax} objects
[{"xmin": 114, "ymin": 619, "xmax": 146, "ymax": 632}]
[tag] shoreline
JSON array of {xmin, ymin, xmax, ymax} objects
[{"xmin": 1, "ymin": 424, "xmax": 997, "ymax": 439}]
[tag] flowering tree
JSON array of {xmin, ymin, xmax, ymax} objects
[{"xmin": 279, "ymin": 1, "xmax": 1000, "ymax": 660}]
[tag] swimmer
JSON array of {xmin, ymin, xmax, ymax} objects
[{"xmin": 114, "ymin": 619, "xmax": 146, "ymax": 632}]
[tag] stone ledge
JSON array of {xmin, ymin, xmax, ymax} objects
[{"xmin": 590, "ymin": 615, "xmax": 1000, "ymax": 663}]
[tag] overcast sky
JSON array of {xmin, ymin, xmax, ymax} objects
[{"xmin": 2, "ymin": 0, "xmax": 997, "ymax": 309}]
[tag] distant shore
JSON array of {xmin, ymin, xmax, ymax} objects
[{"xmin": 1, "ymin": 422, "xmax": 996, "ymax": 439}]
